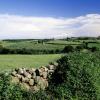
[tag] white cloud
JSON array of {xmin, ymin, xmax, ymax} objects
[{"xmin": 0, "ymin": 13, "xmax": 100, "ymax": 39}]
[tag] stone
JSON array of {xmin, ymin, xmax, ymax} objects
[
  {"xmin": 31, "ymin": 68, "xmax": 36, "ymax": 72},
  {"xmin": 28, "ymin": 68, "xmax": 35, "ymax": 74},
  {"xmin": 21, "ymin": 76, "xmax": 25, "ymax": 82},
  {"xmin": 34, "ymin": 76, "xmax": 40, "ymax": 84},
  {"xmin": 37, "ymin": 77, "xmax": 47, "ymax": 90},
  {"xmin": 44, "ymin": 79, "xmax": 48, "ymax": 88},
  {"xmin": 40, "ymin": 66, "xmax": 45, "ymax": 72},
  {"xmin": 11, "ymin": 76, "xmax": 19, "ymax": 84},
  {"xmin": 48, "ymin": 70, "xmax": 54, "ymax": 74},
  {"xmin": 48, "ymin": 65, "xmax": 55, "ymax": 70},
  {"xmin": 16, "ymin": 74, "xmax": 22, "ymax": 79},
  {"xmin": 42, "ymin": 71, "xmax": 48, "ymax": 79},
  {"xmin": 18, "ymin": 68, "xmax": 24, "ymax": 75},
  {"xmin": 10, "ymin": 65, "xmax": 56, "ymax": 92},
  {"xmin": 29, "ymin": 79, "xmax": 34, "ymax": 86},
  {"xmin": 20, "ymin": 83, "xmax": 30, "ymax": 91},
  {"xmin": 44, "ymin": 67, "xmax": 48, "ymax": 72},
  {"xmin": 39, "ymin": 68, "xmax": 44, "ymax": 76},
  {"xmin": 15, "ymin": 68, "xmax": 19, "ymax": 72},
  {"xmin": 33, "ymin": 86, "xmax": 40, "ymax": 92},
  {"xmin": 24, "ymin": 77, "xmax": 29, "ymax": 83},
  {"xmin": 23, "ymin": 71, "xmax": 31, "ymax": 79},
  {"xmin": 32, "ymin": 72, "xmax": 36, "ymax": 79},
  {"xmin": 43, "ymin": 79, "xmax": 48, "ymax": 89},
  {"xmin": 22, "ymin": 68, "xmax": 26, "ymax": 72},
  {"xmin": 11, "ymin": 71, "xmax": 17, "ymax": 77}
]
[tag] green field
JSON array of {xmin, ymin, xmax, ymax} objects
[
  {"xmin": 0, "ymin": 39, "xmax": 100, "ymax": 72},
  {"xmin": 46, "ymin": 40, "xmax": 82, "ymax": 45},
  {"xmin": 1, "ymin": 40, "xmax": 81, "ymax": 51},
  {"xmin": 2, "ymin": 40, "xmax": 65, "ymax": 50},
  {"xmin": 88, "ymin": 43, "xmax": 100, "ymax": 48},
  {"xmin": 0, "ymin": 54, "xmax": 61, "ymax": 72}
]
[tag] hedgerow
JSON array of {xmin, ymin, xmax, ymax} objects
[{"xmin": 48, "ymin": 52, "xmax": 99, "ymax": 100}]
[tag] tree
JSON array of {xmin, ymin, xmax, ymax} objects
[{"xmin": 62, "ymin": 45, "xmax": 74, "ymax": 53}]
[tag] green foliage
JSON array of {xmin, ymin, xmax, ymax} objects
[
  {"xmin": 2, "ymin": 40, "xmax": 66, "ymax": 54},
  {"xmin": 49, "ymin": 52, "xmax": 98, "ymax": 100},
  {"xmin": 0, "ymin": 73, "xmax": 11, "ymax": 100},
  {"xmin": 0, "ymin": 74, "xmax": 23, "ymax": 100},
  {"xmin": 1, "ymin": 39, "xmax": 82, "ymax": 54},
  {"xmin": 90, "ymin": 46, "xmax": 99, "ymax": 52},
  {"xmin": 75, "ymin": 45, "xmax": 85, "ymax": 51},
  {"xmin": 22, "ymin": 90, "xmax": 50, "ymax": 100},
  {"xmin": 9, "ymin": 85, "xmax": 23, "ymax": 100},
  {"xmin": 62, "ymin": 45, "xmax": 74, "ymax": 53},
  {"xmin": 48, "ymin": 83, "xmax": 72, "ymax": 100},
  {"xmin": 1, "ymin": 39, "xmax": 99, "ymax": 54},
  {"xmin": 0, "ymin": 74, "xmax": 50, "ymax": 100}
]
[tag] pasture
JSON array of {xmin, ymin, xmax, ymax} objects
[
  {"xmin": 2, "ymin": 40, "xmax": 81, "ymax": 50},
  {"xmin": 0, "ymin": 54, "xmax": 61, "ymax": 72}
]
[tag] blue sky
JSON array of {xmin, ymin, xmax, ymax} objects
[
  {"xmin": 0, "ymin": 0, "xmax": 100, "ymax": 39},
  {"xmin": 0, "ymin": 0, "xmax": 100, "ymax": 17}
]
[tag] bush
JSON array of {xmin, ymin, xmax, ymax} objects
[
  {"xmin": 0, "ymin": 73, "xmax": 50, "ymax": 100},
  {"xmin": 82, "ymin": 42, "xmax": 88, "ymax": 49},
  {"xmin": 90, "ymin": 46, "xmax": 99, "ymax": 52},
  {"xmin": 0, "ymin": 73, "xmax": 23, "ymax": 100},
  {"xmin": 22, "ymin": 90, "xmax": 49, "ymax": 100},
  {"xmin": 75, "ymin": 45, "xmax": 84, "ymax": 51},
  {"xmin": 62, "ymin": 45, "xmax": 74, "ymax": 53},
  {"xmin": 49, "ymin": 54, "xmax": 97, "ymax": 99},
  {"xmin": 0, "ymin": 47, "xmax": 62, "ymax": 54}
]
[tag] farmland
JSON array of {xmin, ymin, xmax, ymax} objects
[
  {"xmin": 0, "ymin": 38, "xmax": 100, "ymax": 99},
  {"xmin": 0, "ymin": 54, "xmax": 61, "ymax": 72},
  {"xmin": 1, "ymin": 39, "xmax": 81, "ymax": 51},
  {"xmin": 0, "ymin": 38, "xmax": 99, "ymax": 71}
]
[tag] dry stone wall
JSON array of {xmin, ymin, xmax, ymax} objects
[{"xmin": 11, "ymin": 63, "xmax": 58, "ymax": 91}]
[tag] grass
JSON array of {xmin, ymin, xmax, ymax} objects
[
  {"xmin": 2, "ymin": 41, "xmax": 65, "ymax": 50},
  {"xmin": 2, "ymin": 40, "xmax": 82, "ymax": 51},
  {"xmin": 0, "ymin": 54, "xmax": 61, "ymax": 72},
  {"xmin": 47, "ymin": 40, "xmax": 82, "ymax": 45},
  {"xmin": 88, "ymin": 43, "xmax": 100, "ymax": 49}
]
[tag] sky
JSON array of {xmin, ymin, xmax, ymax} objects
[{"xmin": 0, "ymin": 0, "xmax": 100, "ymax": 39}]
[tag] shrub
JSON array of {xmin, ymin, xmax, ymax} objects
[
  {"xmin": 22, "ymin": 90, "xmax": 49, "ymax": 100},
  {"xmin": 0, "ymin": 73, "xmax": 50, "ymax": 100},
  {"xmin": 75, "ymin": 45, "xmax": 84, "ymax": 51},
  {"xmin": 0, "ymin": 73, "xmax": 23, "ymax": 100},
  {"xmin": 49, "ymin": 54, "xmax": 97, "ymax": 99},
  {"xmin": 83, "ymin": 42, "xmax": 88, "ymax": 49},
  {"xmin": 91, "ymin": 46, "xmax": 99, "ymax": 52},
  {"xmin": 62, "ymin": 45, "xmax": 74, "ymax": 53}
]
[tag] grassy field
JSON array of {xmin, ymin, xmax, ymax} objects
[
  {"xmin": 46, "ymin": 40, "xmax": 82, "ymax": 45},
  {"xmin": 0, "ymin": 54, "xmax": 61, "ymax": 72},
  {"xmin": 0, "ymin": 39, "xmax": 100, "ymax": 72},
  {"xmin": 88, "ymin": 43, "xmax": 100, "ymax": 48},
  {"xmin": 2, "ymin": 40, "xmax": 81, "ymax": 50},
  {"xmin": 2, "ymin": 39, "xmax": 100, "ymax": 50}
]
